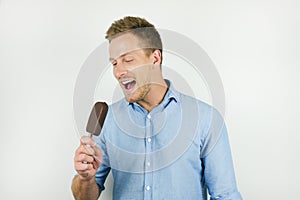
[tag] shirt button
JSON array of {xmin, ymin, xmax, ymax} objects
[
  {"xmin": 147, "ymin": 162, "xmax": 151, "ymax": 167},
  {"xmin": 147, "ymin": 114, "xmax": 151, "ymax": 119},
  {"xmin": 147, "ymin": 137, "xmax": 152, "ymax": 143},
  {"xmin": 145, "ymin": 185, "xmax": 151, "ymax": 191}
]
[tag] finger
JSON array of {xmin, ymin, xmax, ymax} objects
[
  {"xmin": 93, "ymin": 155, "xmax": 102, "ymax": 169},
  {"xmin": 75, "ymin": 144, "xmax": 95, "ymax": 156},
  {"xmin": 80, "ymin": 136, "xmax": 96, "ymax": 146},
  {"xmin": 84, "ymin": 144, "xmax": 95, "ymax": 156},
  {"xmin": 90, "ymin": 145, "xmax": 102, "ymax": 169},
  {"xmin": 91, "ymin": 144, "xmax": 102, "ymax": 157},
  {"xmin": 74, "ymin": 154, "xmax": 94, "ymax": 163},
  {"xmin": 75, "ymin": 162, "xmax": 94, "ymax": 171}
]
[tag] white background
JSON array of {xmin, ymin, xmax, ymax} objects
[{"xmin": 0, "ymin": 0, "xmax": 299, "ymax": 199}]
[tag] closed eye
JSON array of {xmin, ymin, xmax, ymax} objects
[
  {"xmin": 111, "ymin": 61, "xmax": 117, "ymax": 66},
  {"xmin": 124, "ymin": 56, "xmax": 134, "ymax": 63},
  {"xmin": 125, "ymin": 59, "xmax": 133, "ymax": 63}
]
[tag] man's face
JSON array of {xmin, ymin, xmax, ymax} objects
[{"xmin": 109, "ymin": 33, "xmax": 154, "ymax": 103}]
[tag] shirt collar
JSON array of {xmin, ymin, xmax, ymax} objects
[
  {"xmin": 126, "ymin": 79, "xmax": 180, "ymax": 110},
  {"xmin": 162, "ymin": 79, "xmax": 180, "ymax": 107}
]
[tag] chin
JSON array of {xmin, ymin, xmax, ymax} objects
[
  {"xmin": 125, "ymin": 94, "xmax": 137, "ymax": 103},
  {"xmin": 126, "ymin": 97, "xmax": 135, "ymax": 103},
  {"xmin": 124, "ymin": 89, "xmax": 139, "ymax": 103},
  {"xmin": 124, "ymin": 87, "xmax": 147, "ymax": 103}
]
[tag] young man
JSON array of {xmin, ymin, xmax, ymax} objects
[{"xmin": 72, "ymin": 16, "xmax": 242, "ymax": 200}]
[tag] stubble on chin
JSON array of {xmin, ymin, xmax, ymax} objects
[{"xmin": 125, "ymin": 84, "xmax": 150, "ymax": 103}]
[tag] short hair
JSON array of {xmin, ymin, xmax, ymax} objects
[{"xmin": 105, "ymin": 16, "xmax": 163, "ymax": 63}]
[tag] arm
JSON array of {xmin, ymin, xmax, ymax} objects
[
  {"xmin": 71, "ymin": 176, "xmax": 99, "ymax": 200},
  {"xmin": 202, "ymin": 129, "xmax": 242, "ymax": 200},
  {"xmin": 201, "ymin": 109, "xmax": 242, "ymax": 200},
  {"xmin": 71, "ymin": 136, "xmax": 102, "ymax": 200}
]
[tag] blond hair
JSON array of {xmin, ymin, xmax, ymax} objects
[{"xmin": 106, "ymin": 16, "xmax": 163, "ymax": 62}]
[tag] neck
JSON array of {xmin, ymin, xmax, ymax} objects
[{"xmin": 137, "ymin": 80, "xmax": 168, "ymax": 112}]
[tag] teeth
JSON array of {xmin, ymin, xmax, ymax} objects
[{"xmin": 122, "ymin": 80, "xmax": 134, "ymax": 85}]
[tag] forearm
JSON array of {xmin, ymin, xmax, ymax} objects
[{"xmin": 71, "ymin": 175, "xmax": 100, "ymax": 200}]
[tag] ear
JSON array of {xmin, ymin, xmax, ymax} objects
[{"xmin": 152, "ymin": 49, "xmax": 162, "ymax": 65}]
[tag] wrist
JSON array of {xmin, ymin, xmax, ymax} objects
[{"xmin": 78, "ymin": 175, "xmax": 95, "ymax": 184}]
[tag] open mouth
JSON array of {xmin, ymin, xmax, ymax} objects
[{"xmin": 121, "ymin": 79, "xmax": 136, "ymax": 91}]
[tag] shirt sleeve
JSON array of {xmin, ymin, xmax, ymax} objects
[
  {"xmin": 95, "ymin": 164, "xmax": 111, "ymax": 192},
  {"xmin": 93, "ymin": 111, "xmax": 111, "ymax": 192},
  {"xmin": 201, "ymin": 108, "xmax": 243, "ymax": 200}
]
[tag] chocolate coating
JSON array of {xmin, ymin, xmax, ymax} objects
[{"xmin": 86, "ymin": 102, "xmax": 108, "ymax": 136}]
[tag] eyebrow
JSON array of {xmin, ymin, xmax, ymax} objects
[
  {"xmin": 109, "ymin": 48, "xmax": 142, "ymax": 62},
  {"xmin": 109, "ymin": 52, "xmax": 133, "ymax": 62},
  {"xmin": 109, "ymin": 51, "xmax": 133, "ymax": 61}
]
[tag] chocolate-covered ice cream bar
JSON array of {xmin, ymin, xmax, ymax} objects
[{"xmin": 86, "ymin": 102, "xmax": 108, "ymax": 136}]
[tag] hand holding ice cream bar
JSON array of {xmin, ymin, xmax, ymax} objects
[
  {"xmin": 86, "ymin": 102, "xmax": 108, "ymax": 136},
  {"xmin": 73, "ymin": 102, "xmax": 107, "ymax": 181}
]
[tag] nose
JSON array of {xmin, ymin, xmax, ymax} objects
[{"xmin": 114, "ymin": 63, "xmax": 127, "ymax": 79}]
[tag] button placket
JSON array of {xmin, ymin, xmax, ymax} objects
[{"xmin": 144, "ymin": 113, "xmax": 153, "ymax": 199}]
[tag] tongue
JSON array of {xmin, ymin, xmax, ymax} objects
[{"xmin": 126, "ymin": 81, "xmax": 136, "ymax": 90}]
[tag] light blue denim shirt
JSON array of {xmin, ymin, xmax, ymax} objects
[{"xmin": 94, "ymin": 80, "xmax": 242, "ymax": 200}]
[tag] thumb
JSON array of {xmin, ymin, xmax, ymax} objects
[{"xmin": 80, "ymin": 136, "xmax": 96, "ymax": 146}]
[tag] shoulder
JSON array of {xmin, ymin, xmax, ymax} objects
[
  {"xmin": 98, "ymin": 98, "xmax": 126, "ymax": 133},
  {"xmin": 105, "ymin": 98, "xmax": 128, "ymax": 117},
  {"xmin": 178, "ymin": 92, "xmax": 214, "ymax": 114},
  {"xmin": 177, "ymin": 92, "xmax": 224, "ymax": 129}
]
